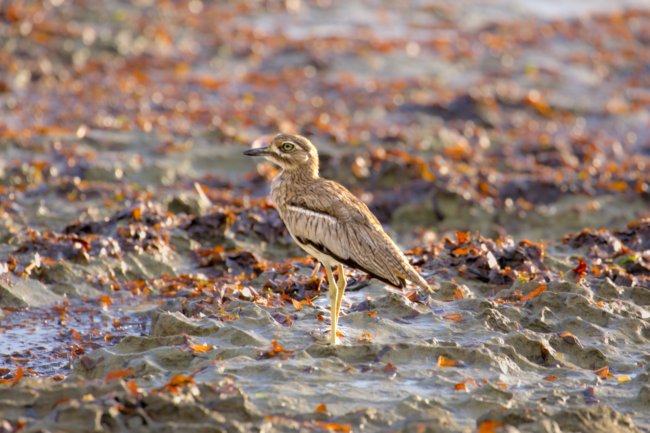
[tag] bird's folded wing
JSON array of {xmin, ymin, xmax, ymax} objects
[{"xmin": 283, "ymin": 180, "xmax": 409, "ymax": 288}]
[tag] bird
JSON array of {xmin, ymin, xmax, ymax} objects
[{"xmin": 244, "ymin": 133, "xmax": 433, "ymax": 344}]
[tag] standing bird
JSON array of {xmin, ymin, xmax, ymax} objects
[{"xmin": 244, "ymin": 133, "xmax": 433, "ymax": 344}]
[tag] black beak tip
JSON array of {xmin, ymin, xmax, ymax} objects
[{"xmin": 243, "ymin": 149, "xmax": 256, "ymax": 156}]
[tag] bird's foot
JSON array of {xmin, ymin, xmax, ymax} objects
[{"xmin": 308, "ymin": 328, "xmax": 341, "ymax": 345}]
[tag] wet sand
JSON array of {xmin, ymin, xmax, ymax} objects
[{"xmin": 1, "ymin": 1, "xmax": 649, "ymax": 432}]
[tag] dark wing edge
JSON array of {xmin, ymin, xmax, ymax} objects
[{"xmin": 296, "ymin": 235, "xmax": 407, "ymax": 289}]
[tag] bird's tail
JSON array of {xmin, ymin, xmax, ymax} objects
[{"xmin": 405, "ymin": 266, "xmax": 434, "ymax": 293}]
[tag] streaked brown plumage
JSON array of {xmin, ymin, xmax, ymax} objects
[{"xmin": 244, "ymin": 133, "xmax": 432, "ymax": 344}]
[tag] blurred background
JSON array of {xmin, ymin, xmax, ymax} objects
[{"xmin": 1, "ymin": 0, "xmax": 648, "ymax": 245}]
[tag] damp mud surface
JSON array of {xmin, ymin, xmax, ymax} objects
[{"xmin": 1, "ymin": 1, "xmax": 650, "ymax": 432}]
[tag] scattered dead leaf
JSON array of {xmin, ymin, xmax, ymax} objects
[
  {"xmin": 165, "ymin": 374, "xmax": 195, "ymax": 393},
  {"xmin": 189, "ymin": 343, "xmax": 213, "ymax": 353},
  {"xmin": 126, "ymin": 380, "xmax": 140, "ymax": 398},
  {"xmin": 594, "ymin": 366, "xmax": 614, "ymax": 380},
  {"xmin": 259, "ymin": 340, "xmax": 294, "ymax": 360},
  {"xmin": 455, "ymin": 231, "xmax": 470, "ymax": 244},
  {"xmin": 104, "ymin": 368, "xmax": 135, "ymax": 383},
  {"xmin": 383, "ymin": 362, "xmax": 398, "ymax": 375},
  {"xmin": 478, "ymin": 420, "xmax": 504, "ymax": 433},
  {"xmin": 573, "ymin": 258, "xmax": 588, "ymax": 279},
  {"xmin": 11, "ymin": 366, "xmax": 24, "ymax": 387},
  {"xmin": 520, "ymin": 284, "xmax": 547, "ymax": 302},
  {"xmin": 313, "ymin": 421, "xmax": 352, "ymax": 433},
  {"xmin": 291, "ymin": 298, "xmax": 303, "ymax": 310},
  {"xmin": 437, "ymin": 356, "xmax": 460, "ymax": 368}
]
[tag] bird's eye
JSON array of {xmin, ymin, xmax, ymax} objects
[{"xmin": 280, "ymin": 142, "xmax": 295, "ymax": 152}]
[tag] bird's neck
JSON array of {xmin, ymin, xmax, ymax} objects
[{"xmin": 280, "ymin": 163, "xmax": 319, "ymax": 184}]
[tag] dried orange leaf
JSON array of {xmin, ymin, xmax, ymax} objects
[
  {"xmin": 452, "ymin": 246, "xmax": 472, "ymax": 256},
  {"xmin": 444, "ymin": 142, "xmax": 471, "ymax": 160},
  {"xmin": 189, "ymin": 343, "xmax": 213, "ymax": 353},
  {"xmin": 591, "ymin": 265, "xmax": 602, "ymax": 277},
  {"xmin": 478, "ymin": 180, "xmax": 496, "ymax": 196},
  {"xmin": 126, "ymin": 380, "xmax": 140, "ymax": 397},
  {"xmin": 383, "ymin": 362, "xmax": 398, "ymax": 375},
  {"xmin": 478, "ymin": 420, "xmax": 504, "ymax": 433},
  {"xmin": 454, "ymin": 377, "xmax": 478, "ymax": 391},
  {"xmin": 559, "ymin": 331, "xmax": 580, "ymax": 345},
  {"xmin": 11, "ymin": 366, "xmax": 24, "ymax": 387},
  {"xmin": 524, "ymin": 90, "xmax": 551, "ymax": 116},
  {"xmin": 594, "ymin": 366, "xmax": 614, "ymax": 380},
  {"xmin": 437, "ymin": 355, "xmax": 460, "ymax": 368},
  {"xmin": 98, "ymin": 295, "xmax": 112, "ymax": 306},
  {"xmin": 104, "ymin": 368, "xmax": 135, "ymax": 383},
  {"xmin": 260, "ymin": 340, "xmax": 294, "ymax": 359},
  {"xmin": 314, "ymin": 403, "xmax": 328, "ymax": 413},
  {"xmin": 34, "ymin": 125, "xmax": 74, "ymax": 135},
  {"xmin": 544, "ymin": 375, "xmax": 559, "ymax": 381},
  {"xmin": 291, "ymin": 298, "xmax": 303, "ymax": 310},
  {"xmin": 53, "ymin": 301, "xmax": 69, "ymax": 313},
  {"xmin": 443, "ymin": 313, "xmax": 463, "ymax": 322},
  {"xmin": 421, "ymin": 165, "xmax": 435, "ymax": 182},
  {"xmin": 313, "ymin": 422, "xmax": 352, "ymax": 433},
  {"xmin": 193, "ymin": 75, "xmax": 224, "ymax": 90},
  {"xmin": 520, "ymin": 284, "xmax": 547, "ymax": 302},
  {"xmin": 455, "ymin": 230, "xmax": 470, "ymax": 244},
  {"xmin": 167, "ymin": 374, "xmax": 195, "ymax": 389},
  {"xmin": 404, "ymin": 290, "xmax": 418, "ymax": 302},
  {"xmin": 453, "ymin": 286, "xmax": 465, "ymax": 300},
  {"xmin": 573, "ymin": 258, "xmax": 588, "ymax": 278},
  {"xmin": 606, "ymin": 180, "xmax": 628, "ymax": 192}
]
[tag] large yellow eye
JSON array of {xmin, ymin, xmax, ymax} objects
[{"xmin": 280, "ymin": 141, "xmax": 295, "ymax": 152}]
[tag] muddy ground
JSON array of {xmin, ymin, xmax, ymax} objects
[{"xmin": 0, "ymin": 1, "xmax": 649, "ymax": 432}]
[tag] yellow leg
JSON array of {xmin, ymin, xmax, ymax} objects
[
  {"xmin": 335, "ymin": 264, "xmax": 347, "ymax": 330},
  {"xmin": 324, "ymin": 264, "xmax": 339, "ymax": 345},
  {"xmin": 310, "ymin": 261, "xmax": 321, "ymax": 277}
]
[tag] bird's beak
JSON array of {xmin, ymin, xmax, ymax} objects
[
  {"xmin": 243, "ymin": 147, "xmax": 270, "ymax": 156},
  {"xmin": 244, "ymin": 135, "xmax": 273, "ymax": 156}
]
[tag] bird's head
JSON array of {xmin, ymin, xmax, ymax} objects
[{"xmin": 244, "ymin": 133, "xmax": 319, "ymax": 176}]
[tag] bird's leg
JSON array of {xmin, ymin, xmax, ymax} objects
[
  {"xmin": 334, "ymin": 264, "xmax": 347, "ymax": 330},
  {"xmin": 310, "ymin": 261, "xmax": 322, "ymax": 277},
  {"xmin": 323, "ymin": 264, "xmax": 339, "ymax": 345}
]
